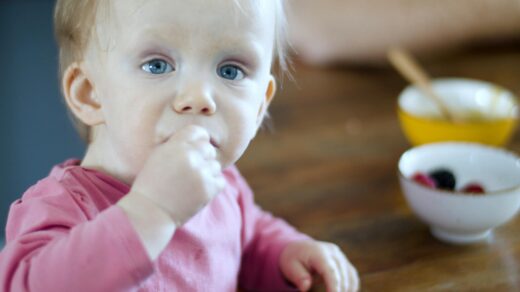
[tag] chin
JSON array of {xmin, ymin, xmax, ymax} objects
[{"xmin": 222, "ymin": 144, "xmax": 249, "ymax": 168}]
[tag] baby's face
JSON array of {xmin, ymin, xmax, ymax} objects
[{"xmin": 82, "ymin": 0, "xmax": 276, "ymax": 181}]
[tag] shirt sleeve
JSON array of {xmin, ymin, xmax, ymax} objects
[
  {"xmin": 227, "ymin": 166, "xmax": 312, "ymax": 291},
  {"xmin": 0, "ymin": 178, "xmax": 154, "ymax": 292}
]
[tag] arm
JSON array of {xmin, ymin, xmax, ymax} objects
[
  {"xmin": 228, "ymin": 166, "xmax": 360, "ymax": 292},
  {"xmin": 289, "ymin": 0, "xmax": 520, "ymax": 64},
  {"xmin": 0, "ymin": 183, "xmax": 154, "ymax": 292},
  {"xmin": 116, "ymin": 125, "xmax": 225, "ymax": 261},
  {"xmin": 226, "ymin": 166, "xmax": 311, "ymax": 291},
  {"xmin": 0, "ymin": 126, "xmax": 224, "ymax": 292},
  {"xmin": 117, "ymin": 192, "xmax": 177, "ymax": 261}
]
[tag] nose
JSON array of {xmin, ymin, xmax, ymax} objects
[{"xmin": 172, "ymin": 90, "xmax": 216, "ymax": 115}]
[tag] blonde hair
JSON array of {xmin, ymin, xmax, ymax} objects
[
  {"xmin": 54, "ymin": 0, "xmax": 99, "ymax": 142},
  {"xmin": 54, "ymin": 0, "xmax": 290, "ymax": 142}
]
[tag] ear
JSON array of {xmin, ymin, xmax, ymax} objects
[
  {"xmin": 256, "ymin": 75, "xmax": 277, "ymax": 126},
  {"xmin": 62, "ymin": 62, "xmax": 104, "ymax": 126}
]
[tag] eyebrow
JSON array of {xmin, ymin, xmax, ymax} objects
[
  {"xmin": 131, "ymin": 28, "xmax": 265, "ymax": 67},
  {"xmin": 218, "ymin": 40, "xmax": 264, "ymax": 68},
  {"xmin": 130, "ymin": 28, "xmax": 179, "ymax": 49}
]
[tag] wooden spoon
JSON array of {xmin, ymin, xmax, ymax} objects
[{"xmin": 388, "ymin": 47, "xmax": 456, "ymax": 122}]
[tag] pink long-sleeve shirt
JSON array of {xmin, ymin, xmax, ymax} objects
[{"xmin": 0, "ymin": 159, "xmax": 309, "ymax": 292}]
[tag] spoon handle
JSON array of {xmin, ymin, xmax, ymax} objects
[{"xmin": 388, "ymin": 47, "xmax": 455, "ymax": 122}]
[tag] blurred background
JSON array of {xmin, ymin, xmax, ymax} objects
[
  {"xmin": 0, "ymin": 0, "xmax": 85, "ymax": 247},
  {"xmin": 1, "ymin": 0, "xmax": 520, "ymax": 289}
]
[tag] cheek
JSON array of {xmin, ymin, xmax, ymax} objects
[
  {"xmin": 219, "ymin": 101, "xmax": 261, "ymax": 166},
  {"xmin": 101, "ymin": 75, "xmax": 167, "ymax": 129},
  {"xmin": 232, "ymin": 98, "xmax": 262, "ymax": 138},
  {"xmin": 99, "ymin": 86, "xmax": 167, "ymax": 164},
  {"xmin": 107, "ymin": 113, "xmax": 159, "ymax": 177}
]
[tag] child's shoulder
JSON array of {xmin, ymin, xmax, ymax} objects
[
  {"xmin": 5, "ymin": 159, "xmax": 94, "ymax": 240},
  {"xmin": 20, "ymin": 159, "xmax": 84, "ymax": 201},
  {"xmin": 21, "ymin": 158, "xmax": 128, "ymax": 203}
]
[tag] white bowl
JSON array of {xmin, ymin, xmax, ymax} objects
[{"xmin": 398, "ymin": 142, "xmax": 520, "ymax": 244}]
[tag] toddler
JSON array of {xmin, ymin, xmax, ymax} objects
[{"xmin": 0, "ymin": 0, "xmax": 359, "ymax": 291}]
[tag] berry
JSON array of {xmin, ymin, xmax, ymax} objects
[
  {"xmin": 461, "ymin": 183, "xmax": 485, "ymax": 194},
  {"xmin": 411, "ymin": 172, "xmax": 436, "ymax": 188},
  {"xmin": 429, "ymin": 169, "xmax": 456, "ymax": 190}
]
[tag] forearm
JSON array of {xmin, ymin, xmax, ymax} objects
[
  {"xmin": 117, "ymin": 191, "xmax": 177, "ymax": 261},
  {"xmin": 0, "ymin": 206, "xmax": 153, "ymax": 292},
  {"xmin": 289, "ymin": 0, "xmax": 520, "ymax": 64}
]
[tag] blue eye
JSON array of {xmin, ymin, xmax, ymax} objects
[
  {"xmin": 141, "ymin": 59, "xmax": 174, "ymax": 74},
  {"xmin": 218, "ymin": 64, "xmax": 245, "ymax": 81}
]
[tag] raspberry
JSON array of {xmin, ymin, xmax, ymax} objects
[
  {"xmin": 411, "ymin": 172, "xmax": 436, "ymax": 188},
  {"xmin": 429, "ymin": 169, "xmax": 456, "ymax": 190},
  {"xmin": 461, "ymin": 183, "xmax": 485, "ymax": 194}
]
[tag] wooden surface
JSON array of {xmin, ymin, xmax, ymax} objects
[{"xmin": 237, "ymin": 44, "xmax": 520, "ymax": 292}]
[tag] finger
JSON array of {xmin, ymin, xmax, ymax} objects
[
  {"xmin": 310, "ymin": 255, "xmax": 340, "ymax": 292},
  {"xmin": 196, "ymin": 142, "xmax": 216, "ymax": 160},
  {"xmin": 214, "ymin": 174, "xmax": 227, "ymax": 193},
  {"xmin": 346, "ymin": 260, "xmax": 359, "ymax": 292},
  {"xmin": 329, "ymin": 246, "xmax": 349, "ymax": 292},
  {"xmin": 331, "ymin": 253, "xmax": 345, "ymax": 292},
  {"xmin": 203, "ymin": 162, "xmax": 225, "ymax": 193},
  {"xmin": 334, "ymin": 248, "xmax": 359, "ymax": 292},
  {"xmin": 283, "ymin": 259, "xmax": 313, "ymax": 291},
  {"xmin": 334, "ymin": 245, "xmax": 352, "ymax": 291},
  {"xmin": 208, "ymin": 160, "xmax": 222, "ymax": 176}
]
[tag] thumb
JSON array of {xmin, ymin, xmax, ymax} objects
[{"xmin": 283, "ymin": 260, "xmax": 313, "ymax": 291}]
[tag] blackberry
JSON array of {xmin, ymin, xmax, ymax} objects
[{"xmin": 429, "ymin": 169, "xmax": 456, "ymax": 190}]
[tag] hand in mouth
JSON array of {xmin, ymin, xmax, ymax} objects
[{"xmin": 157, "ymin": 133, "xmax": 219, "ymax": 149}]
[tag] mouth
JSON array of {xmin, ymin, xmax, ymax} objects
[
  {"xmin": 158, "ymin": 134, "xmax": 220, "ymax": 149},
  {"xmin": 209, "ymin": 138, "xmax": 219, "ymax": 149}
]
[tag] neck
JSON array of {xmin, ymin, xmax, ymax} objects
[{"xmin": 81, "ymin": 126, "xmax": 133, "ymax": 185}]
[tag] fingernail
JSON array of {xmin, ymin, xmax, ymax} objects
[{"xmin": 300, "ymin": 278, "xmax": 311, "ymax": 291}]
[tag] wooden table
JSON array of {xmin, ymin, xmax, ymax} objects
[{"xmin": 237, "ymin": 44, "xmax": 520, "ymax": 291}]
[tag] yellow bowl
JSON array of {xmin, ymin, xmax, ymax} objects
[{"xmin": 398, "ymin": 78, "xmax": 519, "ymax": 146}]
